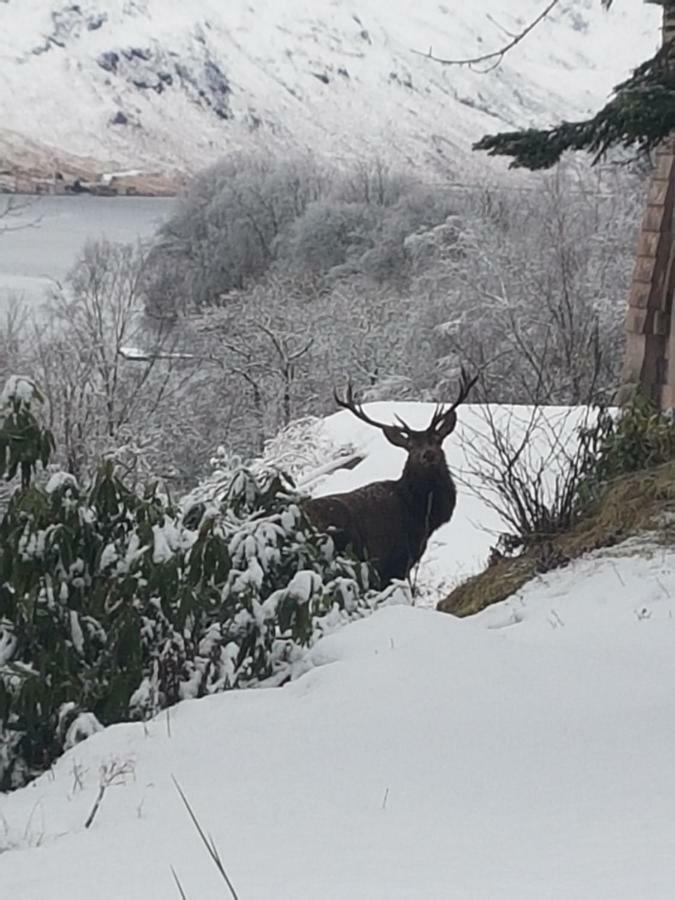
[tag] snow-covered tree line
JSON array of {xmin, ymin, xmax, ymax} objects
[{"xmin": 0, "ymin": 153, "xmax": 643, "ymax": 492}]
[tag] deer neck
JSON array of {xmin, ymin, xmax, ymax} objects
[{"xmin": 398, "ymin": 461, "xmax": 456, "ymax": 533}]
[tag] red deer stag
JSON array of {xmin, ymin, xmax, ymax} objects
[{"xmin": 306, "ymin": 369, "xmax": 478, "ymax": 585}]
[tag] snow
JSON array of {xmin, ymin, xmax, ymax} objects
[
  {"xmin": 0, "ymin": 396, "xmax": 672, "ymax": 896},
  {"xmin": 1, "ymin": 540, "xmax": 674, "ymax": 897},
  {"xmin": 1, "ymin": 400, "xmax": 673, "ymax": 897},
  {"xmin": 45, "ymin": 472, "xmax": 79, "ymax": 494},
  {"xmin": 311, "ymin": 401, "xmax": 591, "ymax": 603},
  {"xmin": 69, "ymin": 611, "xmax": 85, "ymax": 654},
  {"xmin": 0, "ymin": 627, "xmax": 17, "ymax": 667},
  {"xmin": 0, "ymin": 0, "xmax": 661, "ymax": 182},
  {"xmin": 0, "ymin": 374, "xmax": 37, "ymax": 408},
  {"xmin": 151, "ymin": 521, "xmax": 181, "ymax": 564}
]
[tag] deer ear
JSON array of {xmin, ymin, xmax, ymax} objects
[
  {"xmin": 382, "ymin": 426, "xmax": 410, "ymax": 449},
  {"xmin": 434, "ymin": 409, "xmax": 457, "ymax": 441}
]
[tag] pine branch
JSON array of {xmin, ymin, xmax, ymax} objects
[{"xmin": 474, "ymin": 42, "xmax": 675, "ymax": 169}]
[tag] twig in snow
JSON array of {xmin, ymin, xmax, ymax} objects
[
  {"xmin": 172, "ymin": 776, "xmax": 240, "ymax": 900},
  {"xmin": 70, "ymin": 761, "xmax": 85, "ymax": 796},
  {"xmin": 171, "ymin": 866, "xmax": 189, "ymax": 900},
  {"xmin": 84, "ymin": 759, "xmax": 135, "ymax": 829}
]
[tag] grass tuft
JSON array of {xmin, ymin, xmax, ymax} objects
[{"xmin": 439, "ymin": 460, "xmax": 675, "ymax": 617}]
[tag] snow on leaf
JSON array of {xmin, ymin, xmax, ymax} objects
[
  {"xmin": 0, "ymin": 375, "xmax": 38, "ymax": 409},
  {"xmin": 69, "ymin": 610, "xmax": 85, "ymax": 654},
  {"xmin": 45, "ymin": 471, "xmax": 79, "ymax": 494}
]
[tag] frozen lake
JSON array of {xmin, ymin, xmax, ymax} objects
[{"xmin": 0, "ymin": 195, "xmax": 173, "ymax": 311}]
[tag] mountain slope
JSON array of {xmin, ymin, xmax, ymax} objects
[{"xmin": 0, "ymin": 0, "xmax": 660, "ymax": 191}]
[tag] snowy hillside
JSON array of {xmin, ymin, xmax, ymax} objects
[
  {"xmin": 2, "ymin": 401, "xmax": 675, "ymax": 898},
  {"xmin": 2, "ymin": 554, "xmax": 674, "ymax": 899},
  {"xmin": 0, "ymin": 0, "xmax": 660, "ymax": 191}
]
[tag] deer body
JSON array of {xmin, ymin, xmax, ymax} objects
[
  {"xmin": 305, "ymin": 371, "xmax": 476, "ymax": 585},
  {"xmin": 308, "ymin": 467, "xmax": 457, "ymax": 584}
]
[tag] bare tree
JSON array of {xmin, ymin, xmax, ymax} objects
[
  {"xmin": 0, "ymin": 196, "xmax": 42, "ymax": 236},
  {"xmin": 29, "ymin": 241, "xmax": 196, "ymax": 482},
  {"xmin": 195, "ymin": 283, "xmax": 314, "ymax": 451},
  {"xmin": 411, "ymin": 164, "xmax": 641, "ymax": 405},
  {"xmin": 148, "ymin": 152, "xmax": 324, "ymax": 312}
]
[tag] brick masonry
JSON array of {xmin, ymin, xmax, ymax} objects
[{"xmin": 619, "ymin": 137, "xmax": 675, "ymax": 410}]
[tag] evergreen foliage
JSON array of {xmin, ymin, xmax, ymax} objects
[
  {"xmin": 0, "ymin": 378, "xmax": 402, "ymax": 791},
  {"xmin": 579, "ymin": 391, "xmax": 675, "ymax": 491},
  {"xmin": 474, "ymin": 5, "xmax": 675, "ymax": 169},
  {"xmin": 0, "ymin": 376, "xmax": 54, "ymax": 489}
]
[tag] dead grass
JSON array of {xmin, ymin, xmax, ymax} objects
[{"xmin": 438, "ymin": 460, "xmax": 675, "ymax": 617}]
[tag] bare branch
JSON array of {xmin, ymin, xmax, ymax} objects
[{"xmin": 411, "ymin": 0, "xmax": 561, "ymax": 69}]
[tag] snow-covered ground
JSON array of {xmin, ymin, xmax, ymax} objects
[
  {"xmin": 3, "ymin": 401, "xmax": 674, "ymax": 899},
  {"xmin": 0, "ymin": 0, "xmax": 660, "ymax": 183},
  {"xmin": 2, "ymin": 552, "xmax": 674, "ymax": 899},
  {"xmin": 311, "ymin": 401, "xmax": 591, "ymax": 604}
]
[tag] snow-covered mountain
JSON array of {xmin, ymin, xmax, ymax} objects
[{"xmin": 0, "ymin": 0, "xmax": 660, "ymax": 191}]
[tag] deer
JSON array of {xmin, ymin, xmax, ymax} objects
[{"xmin": 305, "ymin": 369, "xmax": 478, "ymax": 586}]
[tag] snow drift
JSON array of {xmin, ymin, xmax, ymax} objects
[{"xmin": 2, "ymin": 549, "xmax": 674, "ymax": 899}]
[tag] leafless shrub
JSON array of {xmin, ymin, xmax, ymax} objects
[
  {"xmin": 412, "ymin": 161, "xmax": 641, "ymax": 405},
  {"xmin": 455, "ymin": 368, "xmax": 607, "ymax": 560},
  {"xmin": 27, "ymin": 240, "xmax": 200, "ymax": 483},
  {"xmin": 84, "ymin": 758, "xmax": 136, "ymax": 830}
]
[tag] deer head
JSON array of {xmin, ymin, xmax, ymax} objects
[{"xmin": 334, "ymin": 368, "xmax": 478, "ymax": 477}]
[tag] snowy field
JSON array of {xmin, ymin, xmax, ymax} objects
[{"xmin": 2, "ymin": 403, "xmax": 674, "ymax": 899}]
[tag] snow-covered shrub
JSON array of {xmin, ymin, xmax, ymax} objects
[
  {"xmin": 184, "ymin": 415, "xmax": 356, "ymax": 512},
  {"xmin": 0, "ymin": 382, "xmax": 404, "ymax": 789},
  {"xmin": 580, "ymin": 392, "xmax": 675, "ymax": 485},
  {"xmin": 0, "ymin": 375, "xmax": 54, "ymax": 490}
]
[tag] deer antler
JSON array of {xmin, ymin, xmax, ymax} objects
[
  {"xmin": 427, "ymin": 367, "xmax": 479, "ymax": 433},
  {"xmin": 334, "ymin": 382, "xmax": 412, "ymax": 435}
]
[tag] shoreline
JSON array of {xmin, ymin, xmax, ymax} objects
[
  {"xmin": 0, "ymin": 171, "xmax": 184, "ymax": 199},
  {"xmin": 0, "ymin": 187, "xmax": 178, "ymax": 199}
]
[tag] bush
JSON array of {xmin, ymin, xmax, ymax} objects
[
  {"xmin": 0, "ymin": 378, "xmax": 404, "ymax": 790},
  {"xmin": 283, "ymin": 199, "xmax": 377, "ymax": 275},
  {"xmin": 148, "ymin": 152, "xmax": 321, "ymax": 309},
  {"xmin": 440, "ymin": 395, "xmax": 675, "ymax": 617},
  {"xmin": 581, "ymin": 392, "xmax": 675, "ymax": 484},
  {"xmin": 458, "ymin": 389, "xmax": 675, "ymax": 565}
]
